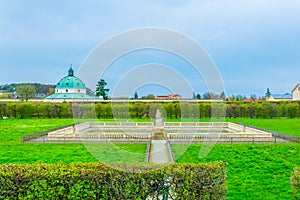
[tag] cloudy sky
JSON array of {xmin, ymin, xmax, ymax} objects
[{"xmin": 0, "ymin": 0, "xmax": 299, "ymax": 97}]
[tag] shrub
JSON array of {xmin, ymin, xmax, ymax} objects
[
  {"xmin": 16, "ymin": 103, "xmax": 36, "ymax": 119},
  {"xmin": 0, "ymin": 162, "xmax": 227, "ymax": 199},
  {"xmin": 286, "ymin": 103, "xmax": 300, "ymax": 118},
  {"xmin": 291, "ymin": 167, "xmax": 300, "ymax": 199}
]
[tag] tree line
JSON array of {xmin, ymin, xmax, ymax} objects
[
  {"xmin": 0, "ymin": 101, "xmax": 299, "ymax": 119},
  {"xmin": 0, "ymin": 83, "xmax": 55, "ymax": 94}
]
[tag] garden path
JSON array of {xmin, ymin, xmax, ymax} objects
[{"xmin": 149, "ymin": 140, "xmax": 170, "ymax": 163}]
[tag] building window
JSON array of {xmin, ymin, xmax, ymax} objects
[
  {"xmin": 66, "ymin": 83, "xmax": 69, "ymax": 85},
  {"xmin": 66, "ymin": 89, "xmax": 68, "ymax": 92}
]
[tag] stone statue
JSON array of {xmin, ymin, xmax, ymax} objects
[
  {"xmin": 154, "ymin": 109, "xmax": 164, "ymax": 127},
  {"xmin": 155, "ymin": 109, "xmax": 161, "ymax": 119}
]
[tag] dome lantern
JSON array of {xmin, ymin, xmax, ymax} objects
[{"xmin": 68, "ymin": 65, "xmax": 74, "ymax": 76}]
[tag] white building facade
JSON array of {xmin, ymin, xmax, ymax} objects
[{"xmin": 292, "ymin": 84, "xmax": 300, "ymax": 101}]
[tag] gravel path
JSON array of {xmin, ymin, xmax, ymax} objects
[{"xmin": 149, "ymin": 140, "xmax": 170, "ymax": 163}]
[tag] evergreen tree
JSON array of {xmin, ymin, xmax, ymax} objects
[
  {"xmin": 231, "ymin": 95, "xmax": 236, "ymax": 101},
  {"xmin": 250, "ymin": 94, "xmax": 257, "ymax": 101},
  {"xmin": 266, "ymin": 88, "xmax": 271, "ymax": 98},
  {"xmin": 134, "ymin": 92, "xmax": 138, "ymax": 99},
  {"xmin": 192, "ymin": 92, "xmax": 196, "ymax": 99},
  {"xmin": 203, "ymin": 92, "xmax": 214, "ymax": 99},
  {"xmin": 95, "ymin": 79, "xmax": 109, "ymax": 100}
]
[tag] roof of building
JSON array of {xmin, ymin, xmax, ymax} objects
[
  {"xmin": 45, "ymin": 93, "xmax": 96, "ymax": 99},
  {"xmin": 155, "ymin": 94, "xmax": 182, "ymax": 99},
  {"xmin": 272, "ymin": 93, "xmax": 292, "ymax": 99},
  {"xmin": 292, "ymin": 84, "xmax": 300, "ymax": 92},
  {"xmin": 55, "ymin": 67, "xmax": 86, "ymax": 89},
  {"xmin": 68, "ymin": 67, "xmax": 74, "ymax": 76}
]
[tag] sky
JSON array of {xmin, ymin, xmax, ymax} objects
[{"xmin": 0, "ymin": 0, "xmax": 299, "ymax": 97}]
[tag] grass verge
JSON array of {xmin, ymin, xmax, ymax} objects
[
  {"xmin": 172, "ymin": 143, "xmax": 300, "ymax": 199},
  {"xmin": 0, "ymin": 119, "xmax": 146, "ymax": 164}
]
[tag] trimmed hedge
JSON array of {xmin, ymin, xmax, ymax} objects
[
  {"xmin": 1, "ymin": 101, "xmax": 299, "ymax": 119},
  {"xmin": 0, "ymin": 162, "xmax": 227, "ymax": 199},
  {"xmin": 291, "ymin": 167, "xmax": 300, "ymax": 199}
]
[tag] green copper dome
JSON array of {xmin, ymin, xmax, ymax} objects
[{"xmin": 55, "ymin": 67, "xmax": 86, "ymax": 89}]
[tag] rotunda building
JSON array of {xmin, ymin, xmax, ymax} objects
[{"xmin": 44, "ymin": 67, "xmax": 98, "ymax": 102}]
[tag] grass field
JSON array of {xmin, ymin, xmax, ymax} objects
[
  {"xmin": 84, "ymin": 118, "xmax": 300, "ymax": 137},
  {"xmin": 1, "ymin": 118, "xmax": 300, "ymax": 199},
  {"xmin": 172, "ymin": 143, "xmax": 300, "ymax": 199},
  {"xmin": 226, "ymin": 118, "xmax": 300, "ymax": 136},
  {"xmin": 166, "ymin": 118, "xmax": 300, "ymax": 136},
  {"xmin": 167, "ymin": 118, "xmax": 300, "ymax": 199},
  {"xmin": 0, "ymin": 119, "xmax": 146, "ymax": 164}
]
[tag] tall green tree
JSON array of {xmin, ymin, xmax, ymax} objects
[
  {"xmin": 95, "ymin": 79, "xmax": 110, "ymax": 100},
  {"xmin": 250, "ymin": 94, "xmax": 257, "ymax": 101},
  {"xmin": 203, "ymin": 92, "xmax": 214, "ymax": 99},
  {"xmin": 86, "ymin": 88, "xmax": 95, "ymax": 97},
  {"xmin": 192, "ymin": 92, "xmax": 196, "ymax": 99},
  {"xmin": 266, "ymin": 88, "xmax": 271, "ymax": 98},
  {"xmin": 16, "ymin": 84, "xmax": 36, "ymax": 101},
  {"xmin": 134, "ymin": 92, "xmax": 138, "ymax": 99}
]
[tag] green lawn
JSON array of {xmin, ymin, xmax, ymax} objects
[
  {"xmin": 76, "ymin": 118, "xmax": 300, "ymax": 137},
  {"xmin": 226, "ymin": 118, "xmax": 300, "ymax": 136},
  {"xmin": 0, "ymin": 118, "xmax": 75, "ymax": 144},
  {"xmin": 172, "ymin": 143, "xmax": 300, "ymax": 200},
  {"xmin": 1, "ymin": 118, "xmax": 300, "ymax": 199},
  {"xmin": 0, "ymin": 119, "xmax": 146, "ymax": 164},
  {"xmin": 166, "ymin": 118, "xmax": 300, "ymax": 136}
]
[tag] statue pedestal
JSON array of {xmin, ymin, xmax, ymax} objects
[
  {"xmin": 152, "ymin": 127, "xmax": 165, "ymax": 140},
  {"xmin": 152, "ymin": 109, "xmax": 165, "ymax": 140},
  {"xmin": 154, "ymin": 118, "xmax": 164, "ymax": 127}
]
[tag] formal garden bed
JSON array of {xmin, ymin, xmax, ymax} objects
[{"xmin": 0, "ymin": 118, "xmax": 300, "ymax": 199}]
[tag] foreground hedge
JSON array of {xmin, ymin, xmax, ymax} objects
[
  {"xmin": 0, "ymin": 162, "xmax": 226, "ymax": 199},
  {"xmin": 291, "ymin": 167, "xmax": 300, "ymax": 199}
]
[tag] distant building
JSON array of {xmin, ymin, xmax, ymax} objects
[
  {"xmin": 44, "ymin": 67, "xmax": 100, "ymax": 102},
  {"xmin": 292, "ymin": 84, "xmax": 300, "ymax": 101},
  {"xmin": 267, "ymin": 93, "xmax": 292, "ymax": 101},
  {"xmin": 245, "ymin": 98, "xmax": 263, "ymax": 102},
  {"xmin": 155, "ymin": 94, "xmax": 182, "ymax": 100},
  {"xmin": 267, "ymin": 83, "xmax": 300, "ymax": 101},
  {"xmin": 35, "ymin": 93, "xmax": 47, "ymax": 99}
]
